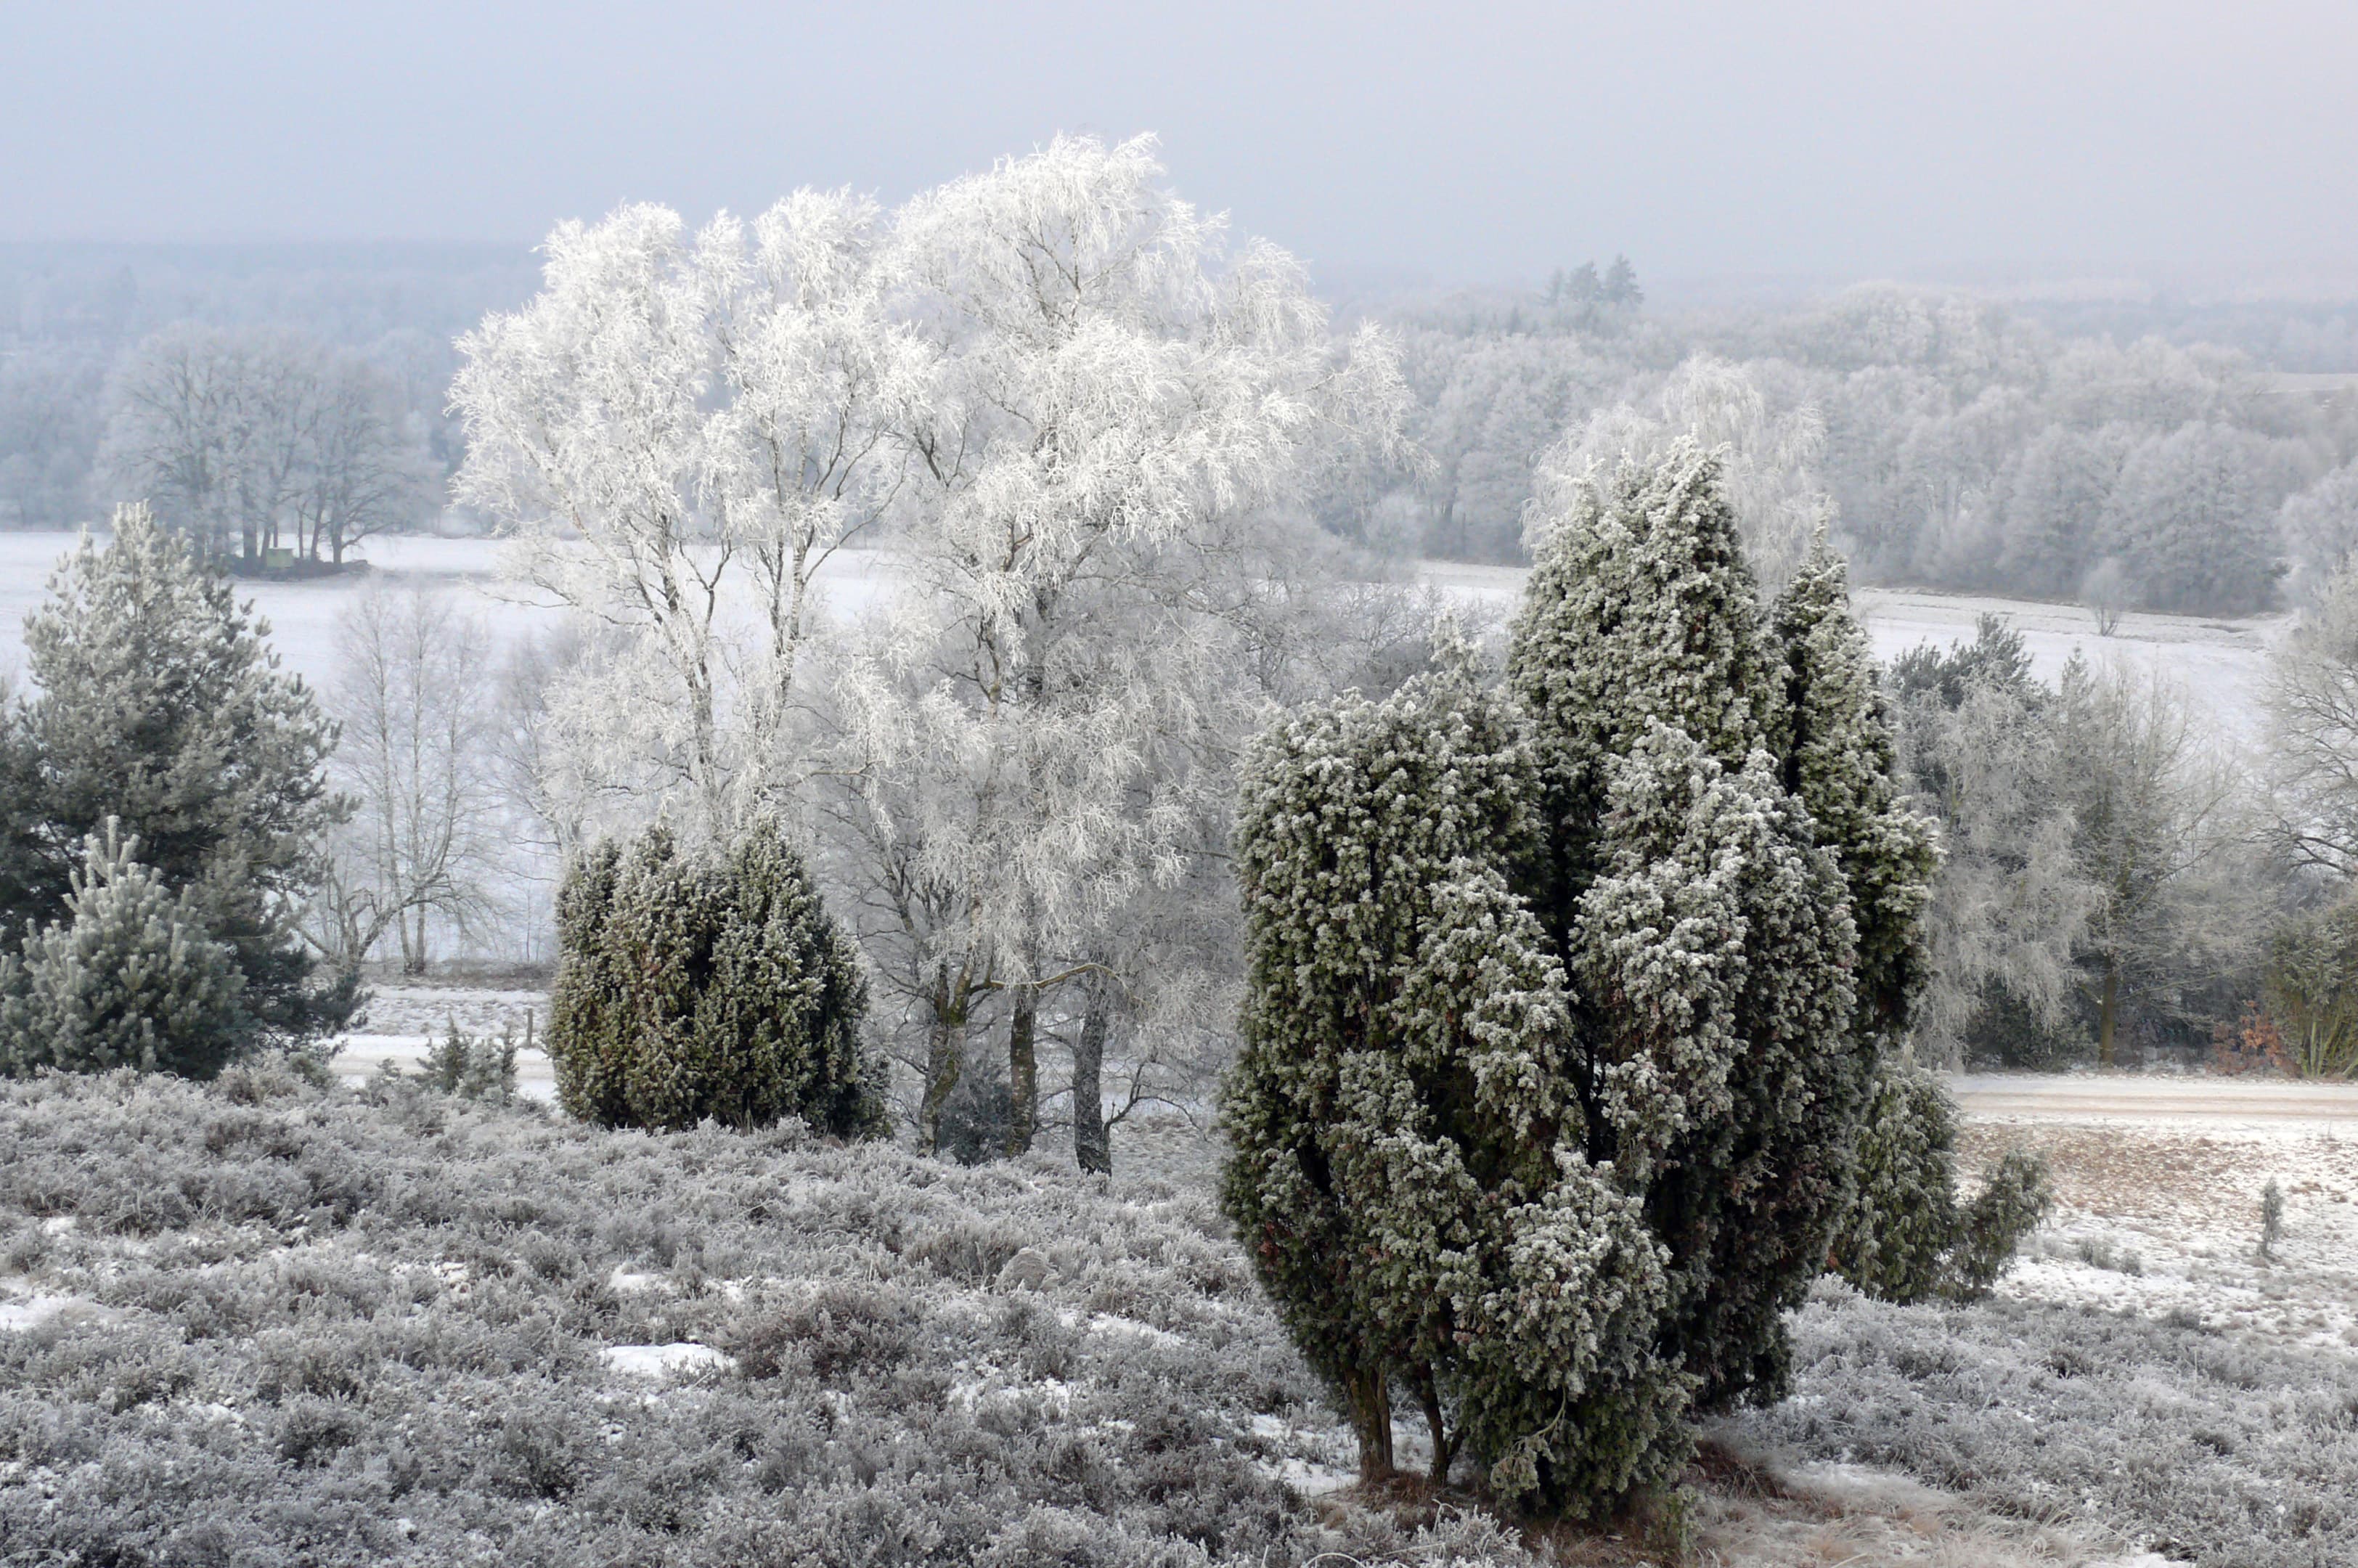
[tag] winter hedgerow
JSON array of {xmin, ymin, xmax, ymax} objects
[{"xmin": 549, "ymin": 820, "xmax": 883, "ymax": 1136}]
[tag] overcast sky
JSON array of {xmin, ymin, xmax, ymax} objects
[{"xmin": 4, "ymin": 1, "xmax": 2353, "ymax": 290}]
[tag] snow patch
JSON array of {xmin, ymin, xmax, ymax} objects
[
  {"xmin": 600, "ymin": 1342, "xmax": 733, "ymax": 1379},
  {"xmin": 0, "ymin": 1291, "xmax": 91, "ymax": 1331}
]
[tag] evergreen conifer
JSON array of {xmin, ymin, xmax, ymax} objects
[
  {"xmin": 1221, "ymin": 653, "xmax": 1686, "ymax": 1509},
  {"xmin": 550, "ymin": 822, "xmax": 882, "ymax": 1137},
  {"xmin": 1, "ymin": 823, "xmax": 244, "ymax": 1078},
  {"xmin": 19, "ymin": 505, "xmax": 353, "ymax": 1042}
]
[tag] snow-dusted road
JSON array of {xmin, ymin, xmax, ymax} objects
[{"xmin": 1954, "ymin": 1071, "xmax": 2358, "ymax": 1128}]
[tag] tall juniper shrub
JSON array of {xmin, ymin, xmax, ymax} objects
[{"xmin": 1226, "ymin": 441, "xmax": 2045, "ymax": 1519}]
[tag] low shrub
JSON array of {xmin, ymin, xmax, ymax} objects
[
  {"xmin": 1833, "ymin": 1058, "xmax": 2052, "ymax": 1302},
  {"xmin": 549, "ymin": 822, "xmax": 884, "ymax": 1137}
]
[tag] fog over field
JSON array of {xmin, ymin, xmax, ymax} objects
[{"xmin": 11, "ymin": 7, "xmax": 2358, "ymax": 1567}]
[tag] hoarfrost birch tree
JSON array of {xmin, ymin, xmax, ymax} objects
[
  {"xmin": 2268, "ymin": 560, "xmax": 2358, "ymax": 881},
  {"xmin": 1887, "ymin": 619, "xmax": 2098, "ymax": 1065},
  {"xmin": 451, "ymin": 193, "xmax": 924, "ymax": 830},
  {"xmin": 826, "ymin": 134, "xmax": 1408, "ymax": 1154},
  {"xmin": 2057, "ymin": 655, "xmax": 2251, "ymax": 1064}
]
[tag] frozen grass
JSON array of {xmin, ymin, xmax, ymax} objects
[
  {"xmin": 0, "ymin": 1067, "xmax": 1341, "ymax": 1566},
  {"xmin": 1731, "ymin": 1281, "xmax": 2358, "ymax": 1568},
  {"xmin": 3, "ymin": 1066, "xmax": 2349, "ymax": 1564},
  {"xmin": 1720, "ymin": 1120, "xmax": 2358, "ymax": 1568}
]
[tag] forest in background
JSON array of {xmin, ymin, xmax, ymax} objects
[{"xmin": 10, "ymin": 240, "xmax": 2358, "ymax": 614}]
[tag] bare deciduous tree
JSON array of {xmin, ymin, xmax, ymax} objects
[{"xmin": 314, "ymin": 587, "xmax": 505, "ymax": 972}]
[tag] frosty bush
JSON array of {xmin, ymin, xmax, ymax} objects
[
  {"xmin": 1949, "ymin": 1148, "xmax": 2054, "ymax": 1296},
  {"xmin": 1228, "ymin": 441, "xmax": 2039, "ymax": 1520},
  {"xmin": 0, "ymin": 823, "xmax": 244, "ymax": 1079},
  {"xmin": 549, "ymin": 822, "xmax": 882, "ymax": 1136},
  {"xmin": 1832, "ymin": 1057, "xmax": 2051, "ymax": 1301},
  {"xmin": 1222, "ymin": 645, "xmax": 1688, "ymax": 1511},
  {"xmin": 417, "ymin": 1018, "xmax": 520, "ymax": 1103}
]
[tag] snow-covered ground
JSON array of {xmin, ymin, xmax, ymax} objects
[
  {"xmin": 1964, "ymin": 1108, "xmax": 2358, "ymax": 1353},
  {"xmin": 336, "ymin": 981, "xmax": 556, "ymax": 1098},
  {"xmin": 0, "ymin": 531, "xmax": 2285, "ymax": 749},
  {"xmin": 0, "ymin": 530, "xmax": 903, "ymax": 689}
]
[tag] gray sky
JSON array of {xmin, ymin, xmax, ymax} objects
[{"xmin": 4, "ymin": 1, "xmax": 2354, "ymax": 289}]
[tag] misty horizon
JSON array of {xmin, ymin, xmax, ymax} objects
[{"xmin": 7, "ymin": 2, "xmax": 2357, "ymax": 293}]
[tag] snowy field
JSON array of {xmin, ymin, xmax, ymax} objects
[
  {"xmin": 337, "ymin": 981, "xmax": 558, "ymax": 1099},
  {"xmin": 0, "ymin": 530, "xmax": 902, "ymax": 690},
  {"xmin": 0, "ymin": 532, "xmax": 2285, "ymax": 751}
]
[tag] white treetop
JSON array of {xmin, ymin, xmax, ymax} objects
[{"xmin": 451, "ymin": 192, "xmax": 923, "ymax": 826}]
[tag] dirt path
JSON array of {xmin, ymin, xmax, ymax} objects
[{"xmin": 1955, "ymin": 1071, "xmax": 2358, "ymax": 1127}]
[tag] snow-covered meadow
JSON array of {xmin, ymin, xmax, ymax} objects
[
  {"xmin": 0, "ymin": 530, "xmax": 905, "ymax": 692},
  {"xmin": 0, "ymin": 531, "xmax": 2287, "ymax": 752}
]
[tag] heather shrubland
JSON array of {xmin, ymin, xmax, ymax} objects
[{"xmin": 2, "ymin": 1068, "xmax": 2351, "ymax": 1567}]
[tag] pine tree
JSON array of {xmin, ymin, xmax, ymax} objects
[
  {"xmin": 20, "ymin": 505, "xmax": 354, "ymax": 1042},
  {"xmin": 0, "ymin": 690, "xmax": 44, "ymax": 934},
  {"xmin": 1, "ymin": 823, "xmax": 243, "ymax": 1079},
  {"xmin": 549, "ymin": 822, "xmax": 882, "ymax": 1137},
  {"xmin": 1221, "ymin": 651, "xmax": 1688, "ymax": 1511}
]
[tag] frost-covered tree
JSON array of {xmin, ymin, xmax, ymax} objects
[
  {"xmin": 549, "ymin": 822, "xmax": 880, "ymax": 1136},
  {"xmin": 830, "ymin": 135, "xmax": 1406, "ymax": 1153},
  {"xmin": 1886, "ymin": 621, "xmax": 2097, "ymax": 1066},
  {"xmin": 2267, "ymin": 559, "xmax": 2358, "ymax": 881},
  {"xmin": 1507, "ymin": 438, "xmax": 1782, "ymax": 950},
  {"xmin": 1541, "ymin": 357, "xmax": 1831, "ymax": 591},
  {"xmin": 1996, "ymin": 422, "xmax": 2126, "ymax": 598},
  {"xmin": 1509, "ymin": 438, "xmax": 1869, "ymax": 1414},
  {"xmin": 317, "ymin": 587, "xmax": 505, "ymax": 971},
  {"xmin": 1222, "ymin": 649, "xmax": 1685, "ymax": 1510},
  {"xmin": 2056, "ymin": 655, "xmax": 2251, "ymax": 1064},
  {"xmin": 2100, "ymin": 421, "xmax": 2285, "ymax": 613},
  {"xmin": 102, "ymin": 326, "xmax": 428, "ymax": 565},
  {"xmin": 452, "ymin": 192, "xmax": 926, "ymax": 828},
  {"xmin": 1772, "ymin": 537, "xmax": 1939, "ymax": 1045},
  {"xmin": 2282, "ymin": 457, "xmax": 2358, "ymax": 602},
  {"xmin": 21, "ymin": 507, "xmax": 354, "ymax": 1043},
  {"xmin": 1, "ymin": 823, "xmax": 243, "ymax": 1079}
]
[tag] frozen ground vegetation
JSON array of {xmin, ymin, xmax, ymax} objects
[{"xmin": 0, "ymin": 1069, "xmax": 2343, "ymax": 1567}]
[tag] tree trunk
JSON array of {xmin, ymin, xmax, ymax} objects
[
  {"xmin": 917, "ymin": 967, "xmax": 963, "ymax": 1156},
  {"xmin": 1339, "ymin": 1361, "xmax": 1395, "ymax": 1483},
  {"xmin": 1005, "ymin": 983, "xmax": 1038, "ymax": 1156},
  {"xmin": 1072, "ymin": 979, "xmax": 1110, "ymax": 1175},
  {"xmin": 1410, "ymin": 1360, "xmax": 1455, "ymax": 1485},
  {"xmin": 2098, "ymin": 958, "xmax": 2119, "ymax": 1067}
]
